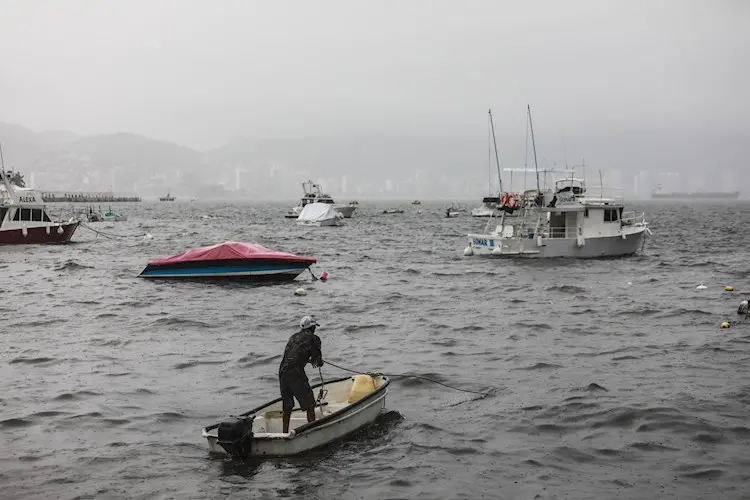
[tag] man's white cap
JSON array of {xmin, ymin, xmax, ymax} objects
[{"xmin": 300, "ymin": 315, "xmax": 320, "ymax": 329}]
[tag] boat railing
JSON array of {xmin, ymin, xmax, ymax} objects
[
  {"xmin": 498, "ymin": 225, "xmax": 570, "ymax": 239},
  {"xmin": 555, "ymin": 185, "xmax": 626, "ymax": 204},
  {"xmin": 544, "ymin": 226, "xmax": 575, "ymax": 239},
  {"xmin": 620, "ymin": 211, "xmax": 647, "ymax": 225}
]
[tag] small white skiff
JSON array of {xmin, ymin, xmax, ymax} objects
[{"xmin": 201, "ymin": 374, "xmax": 390, "ymax": 458}]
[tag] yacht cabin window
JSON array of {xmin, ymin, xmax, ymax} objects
[
  {"xmin": 603, "ymin": 208, "xmax": 619, "ymax": 222},
  {"xmin": 0, "ymin": 207, "xmax": 7, "ymax": 225},
  {"xmin": 11, "ymin": 208, "xmax": 50, "ymax": 222}
]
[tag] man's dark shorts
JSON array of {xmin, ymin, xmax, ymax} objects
[{"xmin": 279, "ymin": 369, "xmax": 315, "ymax": 412}]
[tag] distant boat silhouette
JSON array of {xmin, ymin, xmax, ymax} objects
[{"xmin": 159, "ymin": 191, "xmax": 176, "ymax": 202}]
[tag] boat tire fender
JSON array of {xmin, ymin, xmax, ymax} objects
[{"xmin": 217, "ymin": 416, "xmax": 254, "ymax": 458}]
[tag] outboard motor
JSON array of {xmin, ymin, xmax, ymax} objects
[{"xmin": 217, "ymin": 416, "xmax": 253, "ymax": 458}]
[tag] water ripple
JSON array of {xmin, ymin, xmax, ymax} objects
[{"xmin": 1, "ymin": 200, "xmax": 750, "ymax": 500}]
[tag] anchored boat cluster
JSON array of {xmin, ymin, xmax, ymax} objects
[{"xmin": 464, "ymin": 107, "xmax": 652, "ymax": 259}]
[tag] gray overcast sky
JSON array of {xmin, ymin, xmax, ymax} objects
[{"xmin": 1, "ymin": 0, "xmax": 748, "ymax": 150}]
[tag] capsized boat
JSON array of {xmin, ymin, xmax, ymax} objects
[
  {"xmin": 202, "ymin": 374, "xmax": 390, "ymax": 458},
  {"xmin": 138, "ymin": 241, "xmax": 316, "ymax": 280}
]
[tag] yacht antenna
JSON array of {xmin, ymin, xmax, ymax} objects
[
  {"xmin": 488, "ymin": 109, "xmax": 503, "ymax": 194},
  {"xmin": 582, "ymin": 157, "xmax": 586, "ymax": 187},
  {"xmin": 599, "ymin": 168, "xmax": 603, "ymax": 199},
  {"xmin": 527, "ymin": 105, "xmax": 541, "ymax": 193}
]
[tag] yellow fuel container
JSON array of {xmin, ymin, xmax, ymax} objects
[{"xmin": 347, "ymin": 375, "xmax": 378, "ymax": 403}]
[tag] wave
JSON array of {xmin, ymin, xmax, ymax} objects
[
  {"xmin": 149, "ymin": 317, "xmax": 214, "ymax": 328},
  {"xmin": 53, "ymin": 390, "xmax": 102, "ymax": 401},
  {"xmin": 173, "ymin": 360, "xmax": 226, "ymax": 370},
  {"xmin": 54, "ymin": 260, "xmax": 94, "ymax": 271},
  {"xmin": 546, "ymin": 284, "xmax": 587, "ymax": 294},
  {"xmin": 514, "ymin": 362, "xmax": 563, "ymax": 371},
  {"xmin": 9, "ymin": 356, "xmax": 58, "ymax": 365},
  {"xmin": 0, "ymin": 418, "xmax": 33, "ymax": 428}
]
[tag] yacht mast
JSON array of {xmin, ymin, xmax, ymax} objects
[
  {"xmin": 0, "ymin": 141, "xmax": 9, "ymax": 189},
  {"xmin": 487, "ymin": 113, "xmax": 492, "ymax": 196},
  {"xmin": 488, "ymin": 109, "xmax": 503, "ymax": 194},
  {"xmin": 527, "ymin": 105, "xmax": 541, "ymax": 194}
]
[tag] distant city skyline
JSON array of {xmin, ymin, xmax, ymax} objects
[{"xmin": 21, "ymin": 161, "xmax": 741, "ymax": 202}]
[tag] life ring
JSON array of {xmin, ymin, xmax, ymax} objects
[
  {"xmin": 507, "ymin": 194, "xmax": 517, "ymax": 208},
  {"xmin": 500, "ymin": 193, "xmax": 509, "ymax": 206}
]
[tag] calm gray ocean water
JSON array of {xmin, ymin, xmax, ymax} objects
[{"xmin": 1, "ymin": 200, "xmax": 749, "ymax": 500}]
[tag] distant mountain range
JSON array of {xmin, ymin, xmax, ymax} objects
[
  {"xmin": 0, "ymin": 122, "xmax": 488, "ymax": 199},
  {"xmin": 0, "ymin": 122, "xmax": 209, "ymax": 198},
  {"xmin": 1, "ymin": 121, "xmax": 747, "ymax": 200}
]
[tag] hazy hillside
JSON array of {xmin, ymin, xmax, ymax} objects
[
  {"xmin": 2, "ymin": 120, "xmax": 748, "ymax": 199},
  {"xmin": 205, "ymin": 129, "xmax": 750, "ymax": 198},
  {"xmin": 0, "ymin": 122, "xmax": 79, "ymax": 168},
  {"xmin": 1, "ymin": 131, "xmax": 207, "ymax": 196},
  {"xmin": 204, "ymin": 134, "xmax": 491, "ymax": 199}
]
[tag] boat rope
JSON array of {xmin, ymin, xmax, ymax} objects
[
  {"xmin": 79, "ymin": 222, "xmax": 151, "ymax": 240},
  {"xmin": 308, "ymin": 268, "xmax": 319, "ymax": 281},
  {"xmin": 324, "ymin": 359, "xmax": 492, "ymax": 397},
  {"xmin": 316, "ymin": 366, "xmax": 327, "ymax": 418}
]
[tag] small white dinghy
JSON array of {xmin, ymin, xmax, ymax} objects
[{"xmin": 201, "ymin": 374, "xmax": 390, "ymax": 458}]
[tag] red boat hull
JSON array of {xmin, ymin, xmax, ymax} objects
[{"xmin": 0, "ymin": 222, "xmax": 79, "ymax": 245}]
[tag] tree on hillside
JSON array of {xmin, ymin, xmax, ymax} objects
[{"xmin": 7, "ymin": 170, "xmax": 25, "ymax": 187}]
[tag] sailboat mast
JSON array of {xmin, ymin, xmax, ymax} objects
[
  {"xmin": 488, "ymin": 109, "xmax": 504, "ymax": 193},
  {"xmin": 527, "ymin": 105, "xmax": 541, "ymax": 193}
]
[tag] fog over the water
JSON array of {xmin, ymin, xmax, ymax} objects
[{"xmin": 0, "ymin": 0, "xmax": 748, "ymax": 199}]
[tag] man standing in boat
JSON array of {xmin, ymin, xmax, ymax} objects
[{"xmin": 279, "ymin": 315, "xmax": 324, "ymax": 433}]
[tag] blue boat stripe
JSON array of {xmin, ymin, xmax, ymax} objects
[{"xmin": 140, "ymin": 265, "xmax": 307, "ymax": 276}]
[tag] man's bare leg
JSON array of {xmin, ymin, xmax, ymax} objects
[{"xmin": 283, "ymin": 410, "xmax": 291, "ymax": 433}]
